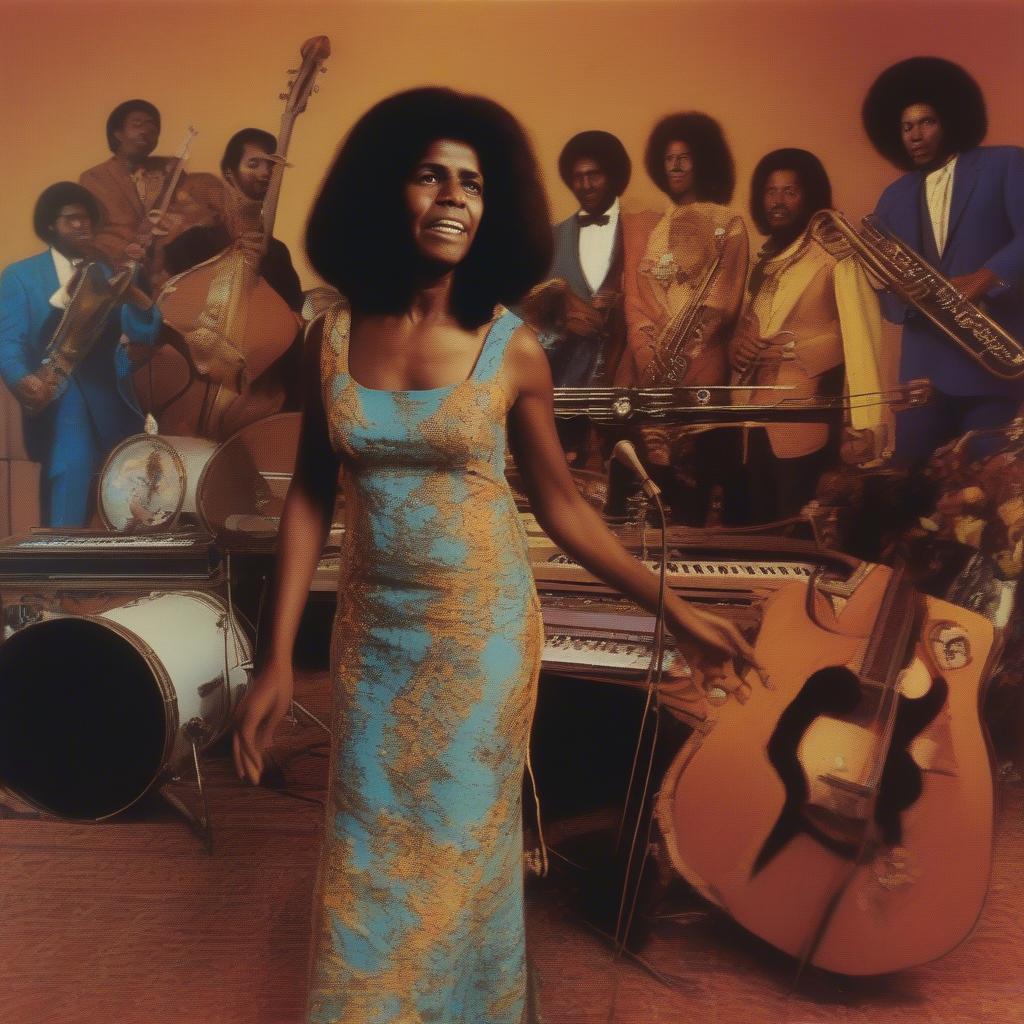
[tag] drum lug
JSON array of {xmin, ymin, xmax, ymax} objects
[{"xmin": 183, "ymin": 716, "xmax": 215, "ymax": 746}]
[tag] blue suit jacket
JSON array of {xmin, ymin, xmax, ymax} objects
[
  {"xmin": 542, "ymin": 213, "xmax": 626, "ymax": 386},
  {"xmin": 872, "ymin": 145, "xmax": 1024, "ymax": 398},
  {"xmin": 0, "ymin": 250, "xmax": 161, "ymax": 470}
]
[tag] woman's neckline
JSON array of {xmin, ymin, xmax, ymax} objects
[{"xmin": 345, "ymin": 314, "xmax": 499, "ymax": 395}]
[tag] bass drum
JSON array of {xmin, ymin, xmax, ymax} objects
[
  {"xmin": 0, "ymin": 591, "xmax": 251, "ymax": 821},
  {"xmin": 97, "ymin": 433, "xmax": 222, "ymax": 532}
]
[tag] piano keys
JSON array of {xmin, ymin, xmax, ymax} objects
[{"xmin": 541, "ymin": 606, "xmax": 687, "ymax": 680}]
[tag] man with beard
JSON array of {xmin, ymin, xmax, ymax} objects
[
  {"xmin": 609, "ymin": 112, "xmax": 747, "ymax": 524},
  {"xmin": 729, "ymin": 149, "xmax": 884, "ymax": 523},
  {"xmin": 162, "ymin": 128, "xmax": 303, "ymax": 312},
  {"xmin": 80, "ymin": 99, "xmax": 220, "ymax": 292},
  {"xmin": 526, "ymin": 130, "xmax": 631, "ymax": 465},
  {"xmin": 0, "ymin": 183, "xmax": 161, "ymax": 526},
  {"xmin": 864, "ymin": 57, "xmax": 1024, "ymax": 461}
]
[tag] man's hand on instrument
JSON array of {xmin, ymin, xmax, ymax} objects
[
  {"xmin": 14, "ymin": 373, "xmax": 52, "ymax": 415},
  {"xmin": 729, "ymin": 312, "xmax": 760, "ymax": 373},
  {"xmin": 731, "ymin": 331, "xmax": 769, "ymax": 374},
  {"xmin": 840, "ymin": 426, "xmax": 877, "ymax": 465},
  {"xmin": 123, "ymin": 241, "xmax": 147, "ymax": 264},
  {"xmin": 236, "ymin": 230, "xmax": 267, "ymax": 265},
  {"xmin": 563, "ymin": 291, "xmax": 606, "ymax": 339},
  {"xmin": 950, "ymin": 267, "xmax": 1001, "ymax": 302},
  {"xmin": 146, "ymin": 209, "xmax": 183, "ymax": 238}
]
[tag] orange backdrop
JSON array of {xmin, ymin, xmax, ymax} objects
[{"xmin": 3, "ymin": 0, "xmax": 1022, "ymax": 286}]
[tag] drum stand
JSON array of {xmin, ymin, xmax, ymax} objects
[
  {"xmin": 161, "ymin": 719, "xmax": 218, "ymax": 854},
  {"xmin": 288, "ymin": 698, "xmax": 330, "ymax": 735}
]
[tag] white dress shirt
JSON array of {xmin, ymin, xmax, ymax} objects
[
  {"xmin": 925, "ymin": 154, "xmax": 958, "ymax": 256},
  {"xmin": 578, "ymin": 197, "xmax": 620, "ymax": 294},
  {"xmin": 49, "ymin": 248, "xmax": 83, "ymax": 309}
]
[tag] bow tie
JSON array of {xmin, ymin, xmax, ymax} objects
[{"xmin": 578, "ymin": 213, "xmax": 610, "ymax": 228}]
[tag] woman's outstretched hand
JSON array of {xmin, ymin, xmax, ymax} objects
[
  {"xmin": 232, "ymin": 663, "xmax": 295, "ymax": 785},
  {"xmin": 668, "ymin": 602, "xmax": 769, "ymax": 695}
]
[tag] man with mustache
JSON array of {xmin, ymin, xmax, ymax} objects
[
  {"xmin": 729, "ymin": 149, "xmax": 884, "ymax": 523},
  {"xmin": 865, "ymin": 57, "xmax": 1024, "ymax": 461},
  {"xmin": 162, "ymin": 128, "xmax": 303, "ymax": 313},
  {"xmin": 79, "ymin": 99, "xmax": 221, "ymax": 293},
  {"xmin": 0, "ymin": 182, "xmax": 161, "ymax": 526},
  {"xmin": 523, "ymin": 131, "xmax": 631, "ymax": 465}
]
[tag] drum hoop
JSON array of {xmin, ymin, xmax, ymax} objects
[
  {"xmin": 0, "ymin": 611, "xmax": 178, "ymax": 822},
  {"xmin": 97, "ymin": 434, "xmax": 189, "ymax": 533},
  {"xmin": 79, "ymin": 610, "xmax": 180, "ymax": 780},
  {"xmin": 0, "ymin": 592, "xmax": 251, "ymax": 822}
]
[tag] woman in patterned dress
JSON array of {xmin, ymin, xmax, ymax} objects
[{"xmin": 232, "ymin": 88, "xmax": 761, "ymax": 1024}]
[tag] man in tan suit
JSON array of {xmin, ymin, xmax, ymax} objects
[
  {"xmin": 608, "ymin": 112, "xmax": 747, "ymax": 524},
  {"xmin": 729, "ymin": 148, "xmax": 884, "ymax": 523},
  {"xmin": 80, "ymin": 99, "xmax": 219, "ymax": 293}
]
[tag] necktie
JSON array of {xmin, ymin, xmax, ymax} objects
[{"xmin": 578, "ymin": 213, "xmax": 610, "ymax": 228}]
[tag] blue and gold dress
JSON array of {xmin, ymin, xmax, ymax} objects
[{"xmin": 308, "ymin": 301, "xmax": 544, "ymax": 1024}]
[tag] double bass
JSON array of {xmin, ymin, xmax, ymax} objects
[
  {"xmin": 138, "ymin": 36, "xmax": 330, "ymax": 440},
  {"xmin": 657, "ymin": 561, "xmax": 997, "ymax": 975}
]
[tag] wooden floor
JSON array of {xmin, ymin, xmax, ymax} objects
[{"xmin": 2, "ymin": 669, "xmax": 1023, "ymax": 1024}]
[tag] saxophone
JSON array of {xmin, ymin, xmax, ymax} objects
[
  {"xmin": 640, "ymin": 220, "xmax": 736, "ymax": 387},
  {"xmin": 809, "ymin": 210, "xmax": 1024, "ymax": 381}
]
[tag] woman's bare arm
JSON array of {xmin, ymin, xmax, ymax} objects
[
  {"xmin": 506, "ymin": 323, "xmax": 763, "ymax": 679},
  {"xmin": 233, "ymin": 322, "xmax": 341, "ymax": 783}
]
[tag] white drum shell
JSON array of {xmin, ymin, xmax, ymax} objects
[{"xmin": 98, "ymin": 591, "xmax": 250, "ymax": 769}]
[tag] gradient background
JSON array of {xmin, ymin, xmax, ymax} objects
[{"xmin": 0, "ymin": 0, "xmax": 1022, "ymax": 527}]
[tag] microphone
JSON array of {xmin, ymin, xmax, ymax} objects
[{"xmin": 612, "ymin": 439, "xmax": 661, "ymax": 499}]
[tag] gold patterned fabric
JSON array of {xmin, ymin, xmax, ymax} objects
[{"xmin": 308, "ymin": 301, "xmax": 543, "ymax": 1023}]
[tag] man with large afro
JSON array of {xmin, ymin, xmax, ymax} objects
[{"xmin": 865, "ymin": 57, "xmax": 1024, "ymax": 461}]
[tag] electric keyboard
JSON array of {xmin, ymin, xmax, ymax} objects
[
  {"xmin": 0, "ymin": 531, "xmax": 222, "ymax": 580},
  {"xmin": 542, "ymin": 607, "xmax": 687, "ymax": 680}
]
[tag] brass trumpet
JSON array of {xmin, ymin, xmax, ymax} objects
[{"xmin": 809, "ymin": 209, "xmax": 1024, "ymax": 381}]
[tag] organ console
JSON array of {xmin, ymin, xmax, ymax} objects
[{"xmin": 313, "ymin": 529, "xmax": 867, "ymax": 685}]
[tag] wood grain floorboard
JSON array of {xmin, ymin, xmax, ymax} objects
[{"xmin": 2, "ymin": 670, "xmax": 1022, "ymax": 1024}]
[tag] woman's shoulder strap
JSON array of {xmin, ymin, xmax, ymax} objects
[
  {"xmin": 472, "ymin": 308, "xmax": 523, "ymax": 381},
  {"xmin": 314, "ymin": 295, "xmax": 351, "ymax": 383}
]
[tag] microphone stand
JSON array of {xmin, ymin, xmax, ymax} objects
[{"xmin": 611, "ymin": 444, "xmax": 671, "ymax": 957}]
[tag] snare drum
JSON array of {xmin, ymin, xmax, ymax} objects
[{"xmin": 0, "ymin": 591, "xmax": 251, "ymax": 820}]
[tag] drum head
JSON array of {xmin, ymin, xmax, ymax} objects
[
  {"xmin": 98, "ymin": 435, "xmax": 187, "ymax": 531},
  {"xmin": 0, "ymin": 618, "xmax": 168, "ymax": 820},
  {"xmin": 197, "ymin": 413, "xmax": 299, "ymax": 545}
]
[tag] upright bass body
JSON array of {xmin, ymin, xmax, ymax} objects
[
  {"xmin": 133, "ymin": 35, "xmax": 330, "ymax": 441},
  {"xmin": 658, "ymin": 564, "xmax": 996, "ymax": 975},
  {"xmin": 141, "ymin": 246, "xmax": 300, "ymax": 439}
]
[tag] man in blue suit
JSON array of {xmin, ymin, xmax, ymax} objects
[
  {"xmin": 0, "ymin": 182, "xmax": 162, "ymax": 526},
  {"xmin": 528, "ymin": 130, "xmax": 631, "ymax": 465},
  {"xmin": 865, "ymin": 57, "xmax": 1024, "ymax": 461}
]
